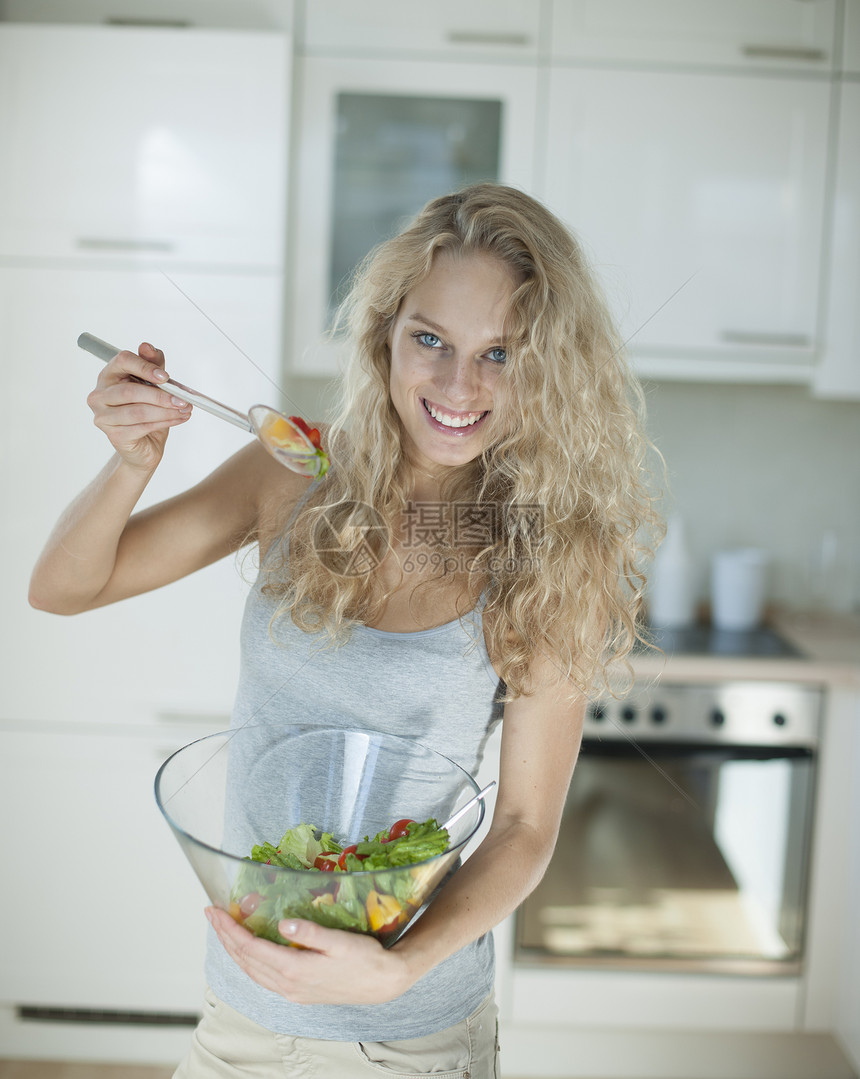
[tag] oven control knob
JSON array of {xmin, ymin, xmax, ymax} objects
[
  {"xmin": 773, "ymin": 713, "xmax": 787, "ymax": 727},
  {"xmin": 589, "ymin": 703, "xmax": 606, "ymax": 722},
  {"xmin": 651, "ymin": 706, "xmax": 667, "ymax": 724},
  {"xmin": 710, "ymin": 708, "xmax": 726, "ymax": 727},
  {"xmin": 621, "ymin": 706, "xmax": 636, "ymax": 723}
]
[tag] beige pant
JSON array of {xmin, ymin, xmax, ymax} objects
[{"xmin": 172, "ymin": 986, "xmax": 500, "ymax": 1078}]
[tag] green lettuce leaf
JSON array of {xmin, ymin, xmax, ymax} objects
[{"xmin": 276, "ymin": 822, "xmax": 323, "ymax": 868}]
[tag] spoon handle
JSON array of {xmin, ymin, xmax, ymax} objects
[
  {"xmin": 77, "ymin": 333, "xmax": 253, "ymax": 433},
  {"xmin": 439, "ymin": 781, "xmax": 497, "ymax": 833}
]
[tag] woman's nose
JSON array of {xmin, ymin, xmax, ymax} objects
[{"xmin": 438, "ymin": 354, "xmax": 480, "ymax": 402}]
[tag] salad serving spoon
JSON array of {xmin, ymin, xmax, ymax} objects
[
  {"xmin": 439, "ymin": 781, "xmax": 497, "ymax": 834},
  {"xmin": 77, "ymin": 332, "xmax": 329, "ymax": 479}
]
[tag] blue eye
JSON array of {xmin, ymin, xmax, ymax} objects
[
  {"xmin": 414, "ymin": 332, "xmax": 442, "ymax": 349},
  {"xmin": 487, "ymin": 347, "xmax": 507, "ymax": 364}
]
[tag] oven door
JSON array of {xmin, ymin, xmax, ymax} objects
[{"xmin": 516, "ymin": 739, "xmax": 816, "ymax": 974}]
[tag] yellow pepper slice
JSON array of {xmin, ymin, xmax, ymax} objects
[{"xmin": 366, "ymin": 889, "xmax": 403, "ymax": 932}]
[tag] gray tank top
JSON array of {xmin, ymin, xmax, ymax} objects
[{"xmin": 205, "ymin": 507, "xmax": 504, "ymax": 1041}]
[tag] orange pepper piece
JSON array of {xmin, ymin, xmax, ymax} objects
[{"xmin": 366, "ymin": 889, "xmax": 403, "ymax": 933}]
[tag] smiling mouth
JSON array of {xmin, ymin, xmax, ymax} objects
[{"xmin": 422, "ymin": 398, "xmax": 489, "ymax": 430}]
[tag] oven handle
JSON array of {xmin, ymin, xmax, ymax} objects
[{"xmin": 580, "ymin": 739, "xmax": 815, "ymax": 760}]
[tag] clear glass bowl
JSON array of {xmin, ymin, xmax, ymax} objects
[{"xmin": 155, "ymin": 725, "xmax": 484, "ymax": 946}]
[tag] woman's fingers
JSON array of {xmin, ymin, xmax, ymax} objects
[
  {"xmin": 96, "ymin": 378, "xmax": 191, "ymax": 419},
  {"xmin": 96, "ymin": 346, "xmax": 165, "ymax": 390},
  {"xmin": 88, "ymin": 344, "xmax": 189, "ymax": 420},
  {"xmin": 205, "ymin": 907, "xmax": 410, "ymax": 1006},
  {"xmin": 85, "ymin": 343, "xmax": 192, "ymax": 469},
  {"xmin": 128, "ymin": 341, "xmax": 170, "ymax": 385}
]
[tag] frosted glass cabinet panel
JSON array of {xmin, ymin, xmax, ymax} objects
[
  {"xmin": 328, "ymin": 93, "xmax": 502, "ymax": 320},
  {"xmin": 289, "ymin": 57, "xmax": 539, "ymax": 374},
  {"xmin": 544, "ymin": 67, "xmax": 831, "ymax": 375}
]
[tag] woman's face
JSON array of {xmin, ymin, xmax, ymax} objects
[{"xmin": 388, "ymin": 250, "xmax": 516, "ymax": 477}]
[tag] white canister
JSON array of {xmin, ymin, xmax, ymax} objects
[
  {"xmin": 649, "ymin": 516, "xmax": 696, "ymax": 628},
  {"xmin": 711, "ymin": 548, "xmax": 770, "ymax": 631}
]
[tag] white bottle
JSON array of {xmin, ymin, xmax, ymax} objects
[{"xmin": 649, "ymin": 515, "xmax": 696, "ymax": 628}]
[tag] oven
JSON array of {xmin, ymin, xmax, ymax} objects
[{"xmin": 516, "ymin": 629, "xmax": 823, "ymax": 976}]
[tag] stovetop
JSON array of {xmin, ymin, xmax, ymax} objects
[{"xmin": 636, "ymin": 623, "xmax": 805, "ymax": 659}]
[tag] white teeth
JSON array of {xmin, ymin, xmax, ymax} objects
[{"xmin": 426, "ymin": 402, "xmax": 485, "ymax": 428}]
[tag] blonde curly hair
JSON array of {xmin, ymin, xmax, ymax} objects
[{"xmin": 266, "ymin": 183, "xmax": 661, "ymax": 699}]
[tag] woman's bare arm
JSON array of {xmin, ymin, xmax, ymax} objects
[
  {"xmin": 29, "ymin": 342, "xmax": 307, "ymax": 613},
  {"xmin": 29, "ymin": 442, "xmax": 296, "ymax": 613}
]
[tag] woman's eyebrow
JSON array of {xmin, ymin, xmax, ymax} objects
[
  {"xmin": 405, "ymin": 312, "xmax": 507, "ymax": 345},
  {"xmin": 404, "ymin": 313, "xmax": 449, "ymax": 335}
]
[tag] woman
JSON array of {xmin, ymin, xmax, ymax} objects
[{"xmin": 30, "ymin": 183, "xmax": 658, "ymax": 1077}]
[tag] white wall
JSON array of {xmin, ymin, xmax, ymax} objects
[{"xmin": 642, "ymin": 380, "xmax": 860, "ymax": 614}]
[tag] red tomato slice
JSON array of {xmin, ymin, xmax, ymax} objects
[
  {"xmin": 288, "ymin": 414, "xmax": 311, "ymax": 436},
  {"xmin": 288, "ymin": 415, "xmax": 321, "ymax": 449},
  {"xmin": 387, "ymin": 819, "xmax": 416, "ymax": 841},
  {"xmin": 338, "ymin": 844, "xmax": 369, "ymax": 870},
  {"xmin": 338, "ymin": 844, "xmax": 357, "ymax": 870},
  {"xmin": 239, "ymin": 892, "xmax": 263, "ymax": 918},
  {"xmin": 313, "ymin": 855, "xmax": 337, "ymax": 871}
]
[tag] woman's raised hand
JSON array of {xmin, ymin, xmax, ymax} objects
[{"xmin": 86, "ymin": 342, "xmax": 192, "ymax": 473}]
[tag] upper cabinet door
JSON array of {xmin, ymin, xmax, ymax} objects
[
  {"xmin": 544, "ymin": 67, "xmax": 831, "ymax": 377},
  {"xmin": 551, "ymin": 0, "xmax": 839, "ymax": 72},
  {"xmin": 815, "ymin": 82, "xmax": 860, "ymax": 398},
  {"xmin": 0, "ymin": 24, "xmax": 289, "ymax": 267},
  {"xmin": 288, "ymin": 57, "xmax": 540, "ymax": 375},
  {"xmin": 843, "ymin": 0, "xmax": 860, "ymax": 73},
  {"xmin": 301, "ymin": 0, "xmax": 543, "ymax": 60}
]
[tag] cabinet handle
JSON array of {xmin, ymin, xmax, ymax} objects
[
  {"xmin": 76, "ymin": 237, "xmax": 175, "ymax": 253},
  {"xmin": 720, "ymin": 330, "xmax": 811, "ymax": 348},
  {"xmin": 740, "ymin": 45, "xmax": 826, "ymax": 62},
  {"xmin": 104, "ymin": 17, "xmax": 191, "ymax": 28},
  {"xmin": 445, "ymin": 31, "xmax": 531, "ymax": 47},
  {"xmin": 157, "ymin": 711, "xmax": 231, "ymax": 727}
]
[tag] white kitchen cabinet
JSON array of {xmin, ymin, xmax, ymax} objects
[
  {"xmin": 843, "ymin": 0, "xmax": 860, "ymax": 73},
  {"xmin": 288, "ymin": 56, "xmax": 540, "ymax": 375},
  {"xmin": 0, "ymin": 0, "xmax": 293, "ymax": 30},
  {"xmin": 300, "ymin": 0, "xmax": 543, "ymax": 61},
  {"xmin": 815, "ymin": 82, "xmax": 860, "ymax": 399},
  {"xmin": 835, "ymin": 694, "xmax": 860, "ymax": 1072},
  {"xmin": 551, "ymin": 0, "xmax": 839, "ymax": 72},
  {"xmin": 0, "ymin": 263, "xmax": 287, "ymax": 727},
  {"xmin": 0, "ymin": 721, "xmax": 215, "ymax": 1013},
  {"xmin": 0, "ymin": 23, "xmax": 288, "ymax": 268},
  {"xmin": 0, "ymin": 19, "xmax": 291, "ymax": 725},
  {"xmin": 542, "ymin": 66, "xmax": 831, "ymax": 380}
]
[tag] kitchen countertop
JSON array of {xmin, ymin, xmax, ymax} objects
[{"xmin": 630, "ymin": 610, "xmax": 860, "ymax": 689}]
